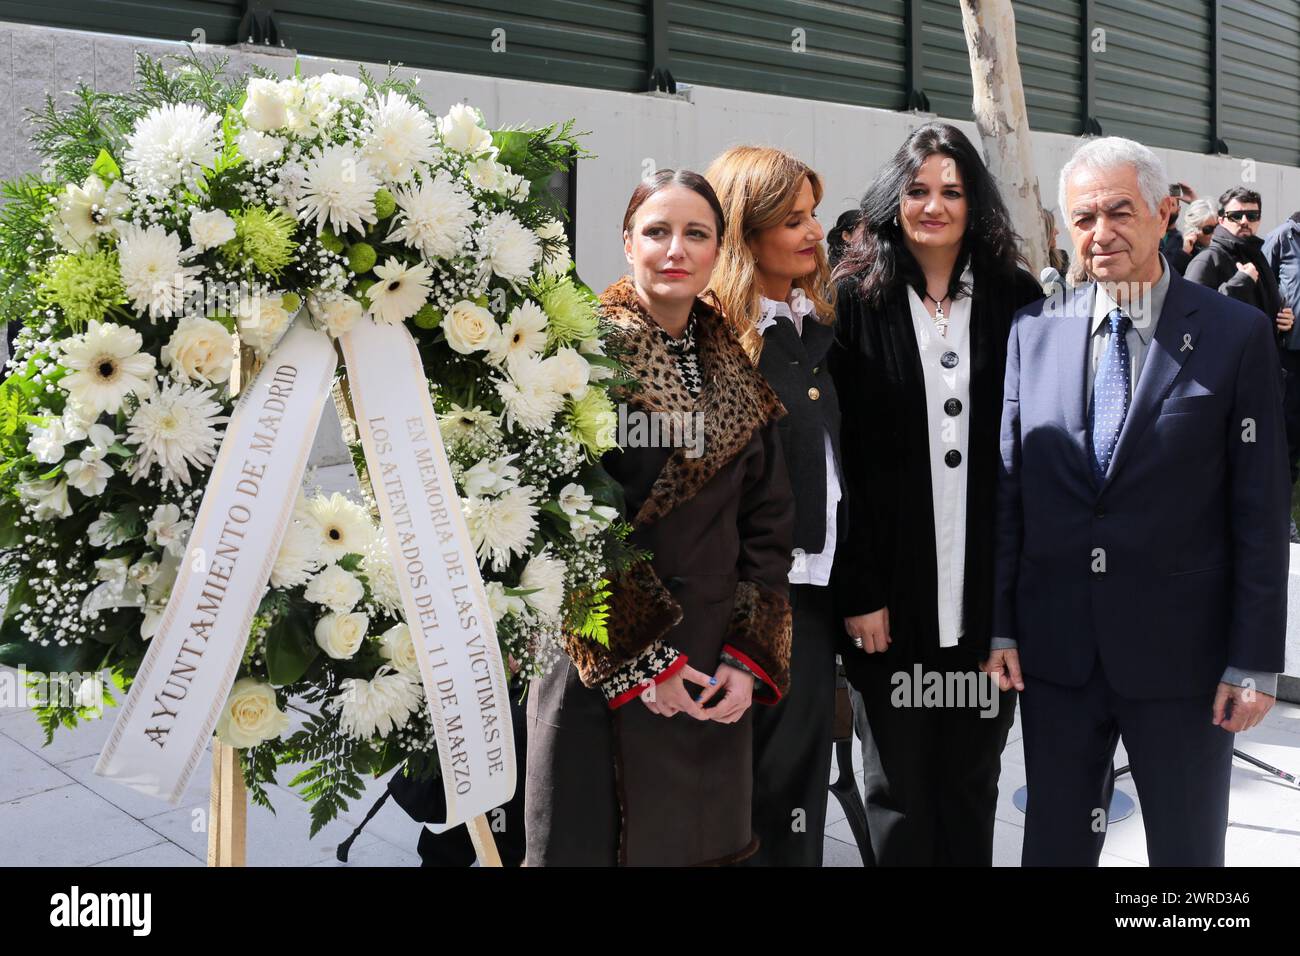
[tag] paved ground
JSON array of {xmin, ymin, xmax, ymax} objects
[{"xmin": 3, "ymin": 461, "xmax": 1299, "ymax": 867}]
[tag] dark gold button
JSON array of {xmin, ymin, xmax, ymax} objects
[
  {"xmin": 944, "ymin": 449, "xmax": 962, "ymax": 467},
  {"xmin": 808, "ymin": 387, "xmax": 821, "ymax": 401},
  {"xmin": 944, "ymin": 398, "xmax": 962, "ymax": 416},
  {"xmin": 812, "ymin": 366, "xmax": 820, "ymax": 375}
]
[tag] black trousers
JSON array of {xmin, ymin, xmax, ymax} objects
[
  {"xmin": 746, "ymin": 583, "xmax": 838, "ymax": 866},
  {"xmin": 1280, "ymin": 349, "xmax": 1300, "ymax": 484},
  {"xmin": 1020, "ymin": 659, "xmax": 1233, "ymax": 867},
  {"xmin": 850, "ymin": 641, "xmax": 1015, "ymax": 866}
]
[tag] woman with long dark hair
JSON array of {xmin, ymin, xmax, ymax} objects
[
  {"xmin": 830, "ymin": 122, "xmax": 1043, "ymax": 865},
  {"xmin": 524, "ymin": 169, "xmax": 795, "ymax": 866}
]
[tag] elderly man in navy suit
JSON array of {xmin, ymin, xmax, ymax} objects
[{"xmin": 986, "ymin": 137, "xmax": 1289, "ymax": 866}]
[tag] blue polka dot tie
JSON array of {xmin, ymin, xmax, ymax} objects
[{"xmin": 1090, "ymin": 308, "xmax": 1132, "ymax": 481}]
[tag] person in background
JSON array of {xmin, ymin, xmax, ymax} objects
[
  {"xmin": 705, "ymin": 145, "xmax": 842, "ymax": 866},
  {"xmin": 524, "ymin": 169, "xmax": 795, "ymax": 866},
  {"xmin": 1262, "ymin": 209, "xmax": 1300, "ymax": 542},
  {"xmin": 829, "ymin": 122, "xmax": 1042, "ymax": 865},
  {"xmin": 1185, "ymin": 187, "xmax": 1283, "ymax": 321},
  {"xmin": 828, "ymin": 207, "xmax": 863, "ymax": 268},
  {"xmin": 1182, "ymin": 198, "xmax": 1217, "ymax": 259},
  {"xmin": 1160, "ymin": 182, "xmax": 1197, "ymax": 274}
]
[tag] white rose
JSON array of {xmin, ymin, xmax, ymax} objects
[
  {"xmin": 236, "ymin": 129, "xmax": 285, "ymax": 167},
  {"xmin": 314, "ymin": 611, "xmax": 369, "ymax": 660},
  {"xmin": 237, "ymin": 292, "xmax": 296, "ymax": 356},
  {"xmin": 542, "ymin": 347, "xmax": 591, "ymax": 398},
  {"xmin": 307, "ymin": 294, "xmax": 364, "ymax": 339},
  {"xmin": 162, "ymin": 315, "xmax": 235, "ymax": 385},
  {"xmin": 187, "ymin": 208, "xmax": 236, "ymax": 251},
  {"xmin": 444, "ymin": 300, "xmax": 498, "ymax": 355},
  {"xmin": 242, "ymin": 78, "xmax": 289, "ymax": 131},
  {"xmin": 312, "ymin": 72, "xmax": 365, "ymax": 102},
  {"xmin": 215, "ymin": 678, "xmax": 290, "ymax": 748},
  {"xmin": 378, "ymin": 623, "xmax": 420, "ymax": 676},
  {"xmin": 439, "ymin": 104, "xmax": 494, "ymax": 155},
  {"xmin": 304, "ymin": 563, "xmax": 364, "ymax": 613}
]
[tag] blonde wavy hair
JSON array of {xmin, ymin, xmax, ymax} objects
[{"xmin": 704, "ymin": 146, "xmax": 834, "ymax": 361}]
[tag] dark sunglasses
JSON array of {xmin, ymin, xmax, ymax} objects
[
  {"xmin": 1224, "ymin": 210, "xmax": 1261, "ymax": 222},
  {"xmin": 1200, "ymin": 226, "xmax": 1216, "ymax": 235}
]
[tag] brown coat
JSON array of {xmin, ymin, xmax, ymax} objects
[{"xmin": 524, "ymin": 276, "xmax": 795, "ymax": 866}]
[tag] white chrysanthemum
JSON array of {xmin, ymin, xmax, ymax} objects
[
  {"xmin": 536, "ymin": 218, "xmax": 573, "ymax": 277},
  {"xmin": 463, "ymin": 485, "xmax": 538, "ymax": 572},
  {"xmin": 50, "ymin": 174, "xmax": 113, "ymax": 252},
  {"xmin": 478, "ymin": 211, "xmax": 542, "ymax": 283},
  {"xmin": 59, "ymin": 321, "xmax": 156, "ymax": 416},
  {"xmin": 363, "ymin": 91, "xmax": 438, "ymax": 184},
  {"xmin": 307, "ymin": 293, "xmax": 364, "ymax": 339},
  {"xmin": 270, "ymin": 518, "xmax": 323, "ymax": 588},
  {"xmin": 519, "ymin": 549, "xmax": 567, "ymax": 623},
  {"xmin": 116, "ymin": 222, "xmax": 205, "ymax": 320},
  {"xmin": 495, "ymin": 353, "xmax": 565, "ymax": 432},
  {"xmin": 145, "ymin": 502, "xmax": 193, "ymax": 558},
  {"xmin": 437, "ymin": 403, "xmax": 500, "ymax": 447},
  {"xmin": 486, "ymin": 300, "xmax": 548, "ymax": 367},
  {"xmin": 125, "ymin": 381, "xmax": 228, "ymax": 489},
  {"xmin": 297, "ymin": 144, "xmax": 379, "ymax": 236},
  {"xmin": 124, "ymin": 103, "xmax": 221, "ymax": 197},
  {"xmin": 367, "ymin": 257, "xmax": 433, "ymax": 325},
  {"xmin": 439, "ymin": 103, "xmax": 495, "ymax": 156},
  {"xmin": 462, "ymin": 453, "xmax": 520, "ymax": 498},
  {"xmin": 359, "ymin": 534, "xmax": 402, "ymax": 615},
  {"xmin": 304, "ymin": 492, "xmax": 375, "ymax": 562},
  {"xmin": 304, "ymin": 563, "xmax": 365, "ymax": 614},
  {"xmin": 330, "ymin": 666, "xmax": 423, "ymax": 740},
  {"xmin": 236, "ymin": 129, "xmax": 285, "ymax": 167},
  {"xmin": 385, "ymin": 172, "xmax": 475, "ymax": 259},
  {"xmin": 485, "ymin": 580, "xmax": 526, "ymax": 624},
  {"xmin": 187, "ymin": 208, "xmax": 236, "ymax": 251}
]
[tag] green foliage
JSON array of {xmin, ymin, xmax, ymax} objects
[
  {"xmin": 263, "ymin": 604, "xmax": 319, "ymax": 686},
  {"xmin": 285, "ymin": 710, "xmax": 366, "ymax": 837}
]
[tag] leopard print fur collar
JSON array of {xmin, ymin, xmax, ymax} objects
[{"xmin": 599, "ymin": 275, "xmax": 785, "ymax": 529}]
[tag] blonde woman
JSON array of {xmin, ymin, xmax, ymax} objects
[{"xmin": 705, "ymin": 146, "xmax": 841, "ymax": 866}]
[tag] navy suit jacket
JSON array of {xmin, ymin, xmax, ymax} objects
[{"xmin": 993, "ymin": 270, "xmax": 1290, "ymax": 699}]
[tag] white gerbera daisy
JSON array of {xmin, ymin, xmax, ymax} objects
[
  {"xmin": 519, "ymin": 549, "xmax": 567, "ymax": 623},
  {"xmin": 486, "ymin": 300, "xmax": 548, "ymax": 367},
  {"xmin": 125, "ymin": 381, "xmax": 228, "ymax": 489},
  {"xmin": 304, "ymin": 492, "xmax": 375, "ymax": 562},
  {"xmin": 494, "ymin": 353, "xmax": 565, "ymax": 432},
  {"xmin": 270, "ymin": 518, "xmax": 323, "ymax": 589},
  {"xmin": 297, "ymin": 144, "xmax": 379, "ymax": 236},
  {"xmin": 330, "ymin": 666, "xmax": 423, "ymax": 740},
  {"xmin": 367, "ymin": 257, "xmax": 433, "ymax": 325},
  {"xmin": 478, "ymin": 210, "xmax": 542, "ymax": 283},
  {"xmin": 124, "ymin": 103, "xmax": 221, "ymax": 197},
  {"xmin": 50, "ymin": 175, "xmax": 120, "ymax": 252},
  {"xmin": 437, "ymin": 403, "xmax": 500, "ymax": 448},
  {"xmin": 363, "ymin": 91, "xmax": 438, "ymax": 184},
  {"xmin": 116, "ymin": 222, "xmax": 205, "ymax": 320},
  {"xmin": 59, "ymin": 321, "xmax": 156, "ymax": 416},
  {"xmin": 463, "ymin": 485, "xmax": 538, "ymax": 572},
  {"xmin": 385, "ymin": 172, "xmax": 475, "ymax": 260}
]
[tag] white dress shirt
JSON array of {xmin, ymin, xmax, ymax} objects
[
  {"xmin": 906, "ymin": 270, "xmax": 974, "ymax": 647},
  {"xmin": 758, "ymin": 292, "xmax": 841, "ymax": 587}
]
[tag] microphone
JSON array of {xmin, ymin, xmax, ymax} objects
[{"xmin": 1039, "ymin": 265, "xmax": 1064, "ymax": 297}]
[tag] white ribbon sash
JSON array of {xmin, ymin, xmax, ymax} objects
[
  {"xmin": 339, "ymin": 317, "xmax": 516, "ymax": 828},
  {"xmin": 95, "ymin": 319, "xmax": 337, "ymax": 802}
]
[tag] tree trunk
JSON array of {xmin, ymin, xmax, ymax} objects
[{"xmin": 958, "ymin": 0, "xmax": 1050, "ymax": 276}]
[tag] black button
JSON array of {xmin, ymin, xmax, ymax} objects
[
  {"xmin": 944, "ymin": 449, "xmax": 962, "ymax": 467},
  {"xmin": 941, "ymin": 351, "xmax": 959, "ymax": 369},
  {"xmin": 1095, "ymin": 505, "xmax": 1105, "ymax": 518},
  {"xmin": 944, "ymin": 398, "xmax": 962, "ymax": 416}
]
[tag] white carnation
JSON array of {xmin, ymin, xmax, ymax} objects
[
  {"xmin": 304, "ymin": 564, "xmax": 365, "ymax": 614},
  {"xmin": 187, "ymin": 208, "xmax": 237, "ymax": 251}
]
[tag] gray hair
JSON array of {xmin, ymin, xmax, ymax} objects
[
  {"xmin": 1057, "ymin": 136, "xmax": 1169, "ymax": 220},
  {"xmin": 1183, "ymin": 198, "xmax": 1217, "ymax": 231}
]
